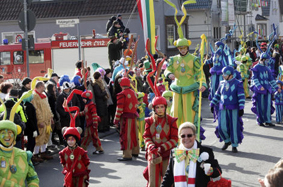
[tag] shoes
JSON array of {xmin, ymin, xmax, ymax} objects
[
  {"xmin": 232, "ymin": 147, "xmax": 238, "ymax": 153},
  {"xmin": 40, "ymin": 152, "xmax": 53, "ymax": 160},
  {"xmin": 259, "ymin": 123, "xmax": 266, "ymax": 127},
  {"xmin": 32, "ymin": 154, "xmax": 44, "ymax": 163},
  {"xmin": 132, "ymin": 154, "xmax": 138, "ymax": 158},
  {"xmin": 117, "ymin": 157, "xmax": 132, "ymax": 161},
  {"xmin": 265, "ymin": 123, "xmax": 275, "ymax": 127},
  {"xmin": 93, "ymin": 150, "xmax": 104, "ymax": 154},
  {"xmin": 221, "ymin": 142, "xmax": 231, "ymax": 150}
]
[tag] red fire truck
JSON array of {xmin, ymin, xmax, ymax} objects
[{"xmin": 0, "ymin": 37, "xmax": 110, "ymax": 80}]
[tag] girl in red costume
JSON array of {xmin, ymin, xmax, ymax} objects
[
  {"xmin": 59, "ymin": 100, "xmax": 90, "ymax": 187},
  {"xmin": 143, "ymin": 38, "xmax": 179, "ymax": 187}
]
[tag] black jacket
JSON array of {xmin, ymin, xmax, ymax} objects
[
  {"xmin": 47, "ymin": 93, "xmax": 59, "ymax": 121},
  {"xmin": 161, "ymin": 142, "xmax": 222, "ymax": 187},
  {"xmin": 23, "ymin": 101, "xmax": 38, "ymax": 136},
  {"xmin": 56, "ymin": 92, "xmax": 81, "ymax": 127},
  {"xmin": 92, "ymin": 83, "xmax": 108, "ymax": 117}
]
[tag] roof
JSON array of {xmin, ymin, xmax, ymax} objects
[
  {"xmin": 183, "ymin": 0, "xmax": 212, "ymax": 10},
  {"xmin": 255, "ymin": 14, "xmax": 268, "ymax": 20},
  {"xmin": 261, "ymin": 0, "xmax": 271, "ymax": 16},
  {"xmin": 0, "ymin": 0, "xmax": 137, "ymax": 21}
]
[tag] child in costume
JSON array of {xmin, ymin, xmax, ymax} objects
[
  {"xmin": 114, "ymin": 76, "xmax": 139, "ymax": 161},
  {"xmin": 59, "ymin": 102, "xmax": 90, "ymax": 187},
  {"xmin": 79, "ymin": 90, "xmax": 104, "ymax": 154},
  {"xmin": 137, "ymin": 92, "xmax": 146, "ymax": 151},
  {"xmin": 275, "ymin": 80, "xmax": 283, "ymax": 123},
  {"xmin": 143, "ymin": 39, "xmax": 178, "ymax": 187},
  {"xmin": 0, "ymin": 91, "xmax": 39, "ymax": 187},
  {"xmin": 237, "ymin": 55, "xmax": 250, "ymax": 98},
  {"xmin": 162, "ymin": 90, "xmax": 173, "ymax": 115}
]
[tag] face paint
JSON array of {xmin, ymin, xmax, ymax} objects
[
  {"xmin": 0, "ymin": 129, "xmax": 15, "ymax": 147},
  {"xmin": 67, "ymin": 136, "xmax": 76, "ymax": 147},
  {"xmin": 155, "ymin": 104, "xmax": 166, "ymax": 117}
]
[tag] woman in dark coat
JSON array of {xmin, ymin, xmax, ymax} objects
[
  {"xmin": 47, "ymin": 83, "xmax": 63, "ymax": 145},
  {"xmin": 56, "ymin": 82, "xmax": 81, "ymax": 128},
  {"xmin": 161, "ymin": 122, "xmax": 222, "ymax": 187},
  {"xmin": 92, "ymin": 72, "xmax": 109, "ymax": 132}
]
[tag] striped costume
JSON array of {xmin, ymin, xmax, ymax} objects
[
  {"xmin": 237, "ymin": 63, "xmax": 250, "ymax": 98},
  {"xmin": 211, "ymin": 77, "xmax": 245, "ymax": 148},
  {"xmin": 250, "ymin": 63, "xmax": 278, "ymax": 124},
  {"xmin": 114, "ymin": 88, "xmax": 139, "ymax": 159},
  {"xmin": 80, "ymin": 101, "xmax": 103, "ymax": 152},
  {"xmin": 143, "ymin": 114, "xmax": 178, "ymax": 187}
]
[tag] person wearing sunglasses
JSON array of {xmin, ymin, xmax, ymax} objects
[
  {"xmin": 161, "ymin": 122, "xmax": 222, "ymax": 187},
  {"xmin": 210, "ymin": 66, "xmax": 245, "ymax": 153}
]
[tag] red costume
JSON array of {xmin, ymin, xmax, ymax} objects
[
  {"xmin": 143, "ymin": 39, "xmax": 178, "ymax": 187},
  {"xmin": 114, "ymin": 77, "xmax": 139, "ymax": 159},
  {"xmin": 80, "ymin": 98, "xmax": 103, "ymax": 152},
  {"xmin": 59, "ymin": 103, "xmax": 90, "ymax": 187},
  {"xmin": 143, "ymin": 114, "xmax": 178, "ymax": 187},
  {"xmin": 59, "ymin": 146, "xmax": 90, "ymax": 187}
]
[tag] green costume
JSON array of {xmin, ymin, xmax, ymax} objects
[
  {"xmin": 164, "ymin": 0, "xmax": 206, "ymax": 128},
  {"xmin": 0, "ymin": 120, "xmax": 39, "ymax": 187},
  {"xmin": 236, "ymin": 55, "xmax": 250, "ymax": 98},
  {"xmin": 165, "ymin": 53, "xmax": 206, "ymax": 126}
]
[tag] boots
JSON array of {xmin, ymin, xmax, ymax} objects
[
  {"xmin": 40, "ymin": 151, "xmax": 53, "ymax": 160},
  {"xmin": 221, "ymin": 142, "xmax": 231, "ymax": 150},
  {"xmin": 32, "ymin": 154, "xmax": 44, "ymax": 163}
]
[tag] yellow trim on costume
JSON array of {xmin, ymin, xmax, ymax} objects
[{"xmin": 28, "ymin": 182, "xmax": 40, "ymax": 187}]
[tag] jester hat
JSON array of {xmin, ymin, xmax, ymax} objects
[
  {"xmin": 145, "ymin": 37, "xmax": 167, "ymax": 107},
  {"xmin": 62, "ymin": 89, "xmax": 83, "ymax": 141},
  {"xmin": 0, "ymin": 90, "xmax": 33, "ymax": 139},
  {"xmin": 164, "ymin": 0, "xmax": 195, "ymax": 48}
]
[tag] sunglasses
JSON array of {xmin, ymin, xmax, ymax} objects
[{"xmin": 180, "ymin": 134, "xmax": 194, "ymax": 138}]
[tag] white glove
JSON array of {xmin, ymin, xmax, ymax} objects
[
  {"xmin": 33, "ymin": 131, "xmax": 38, "ymax": 138},
  {"xmin": 24, "ymin": 136, "xmax": 28, "ymax": 142}
]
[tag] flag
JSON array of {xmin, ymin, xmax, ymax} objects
[{"xmin": 137, "ymin": 0, "xmax": 156, "ymax": 54}]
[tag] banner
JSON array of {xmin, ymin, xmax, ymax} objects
[{"xmin": 137, "ymin": 0, "xmax": 156, "ymax": 54}]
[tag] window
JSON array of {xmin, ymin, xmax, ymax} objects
[
  {"xmin": 0, "ymin": 52, "xmax": 11, "ymax": 65},
  {"xmin": 29, "ymin": 50, "xmax": 44, "ymax": 64},
  {"xmin": 257, "ymin": 24, "xmax": 267, "ymax": 38},
  {"xmin": 167, "ymin": 24, "xmax": 175, "ymax": 48},
  {"xmin": 213, "ymin": 27, "xmax": 221, "ymax": 40},
  {"xmin": 14, "ymin": 51, "xmax": 24, "ymax": 65}
]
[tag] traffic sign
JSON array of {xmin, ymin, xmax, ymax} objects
[
  {"xmin": 56, "ymin": 19, "xmax": 79, "ymax": 28},
  {"xmin": 18, "ymin": 10, "xmax": 36, "ymax": 32}
]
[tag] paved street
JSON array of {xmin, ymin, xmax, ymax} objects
[{"xmin": 35, "ymin": 98, "xmax": 283, "ymax": 187}]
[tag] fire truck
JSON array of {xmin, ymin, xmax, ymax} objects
[{"xmin": 0, "ymin": 34, "xmax": 110, "ymax": 80}]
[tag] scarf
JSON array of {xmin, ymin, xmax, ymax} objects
[
  {"xmin": 35, "ymin": 90, "xmax": 46, "ymax": 99},
  {"xmin": 173, "ymin": 141, "xmax": 199, "ymax": 187},
  {"xmin": 93, "ymin": 79, "xmax": 106, "ymax": 92}
]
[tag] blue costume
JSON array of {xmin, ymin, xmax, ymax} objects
[
  {"xmin": 210, "ymin": 66, "xmax": 245, "ymax": 152},
  {"xmin": 275, "ymin": 80, "xmax": 283, "ymax": 123},
  {"xmin": 250, "ymin": 53, "xmax": 278, "ymax": 126}
]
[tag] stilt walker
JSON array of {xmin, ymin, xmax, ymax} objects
[{"xmin": 164, "ymin": 0, "xmax": 207, "ymax": 138}]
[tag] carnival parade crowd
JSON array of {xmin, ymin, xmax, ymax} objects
[{"xmin": 1, "ymin": 9, "xmax": 283, "ymax": 187}]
